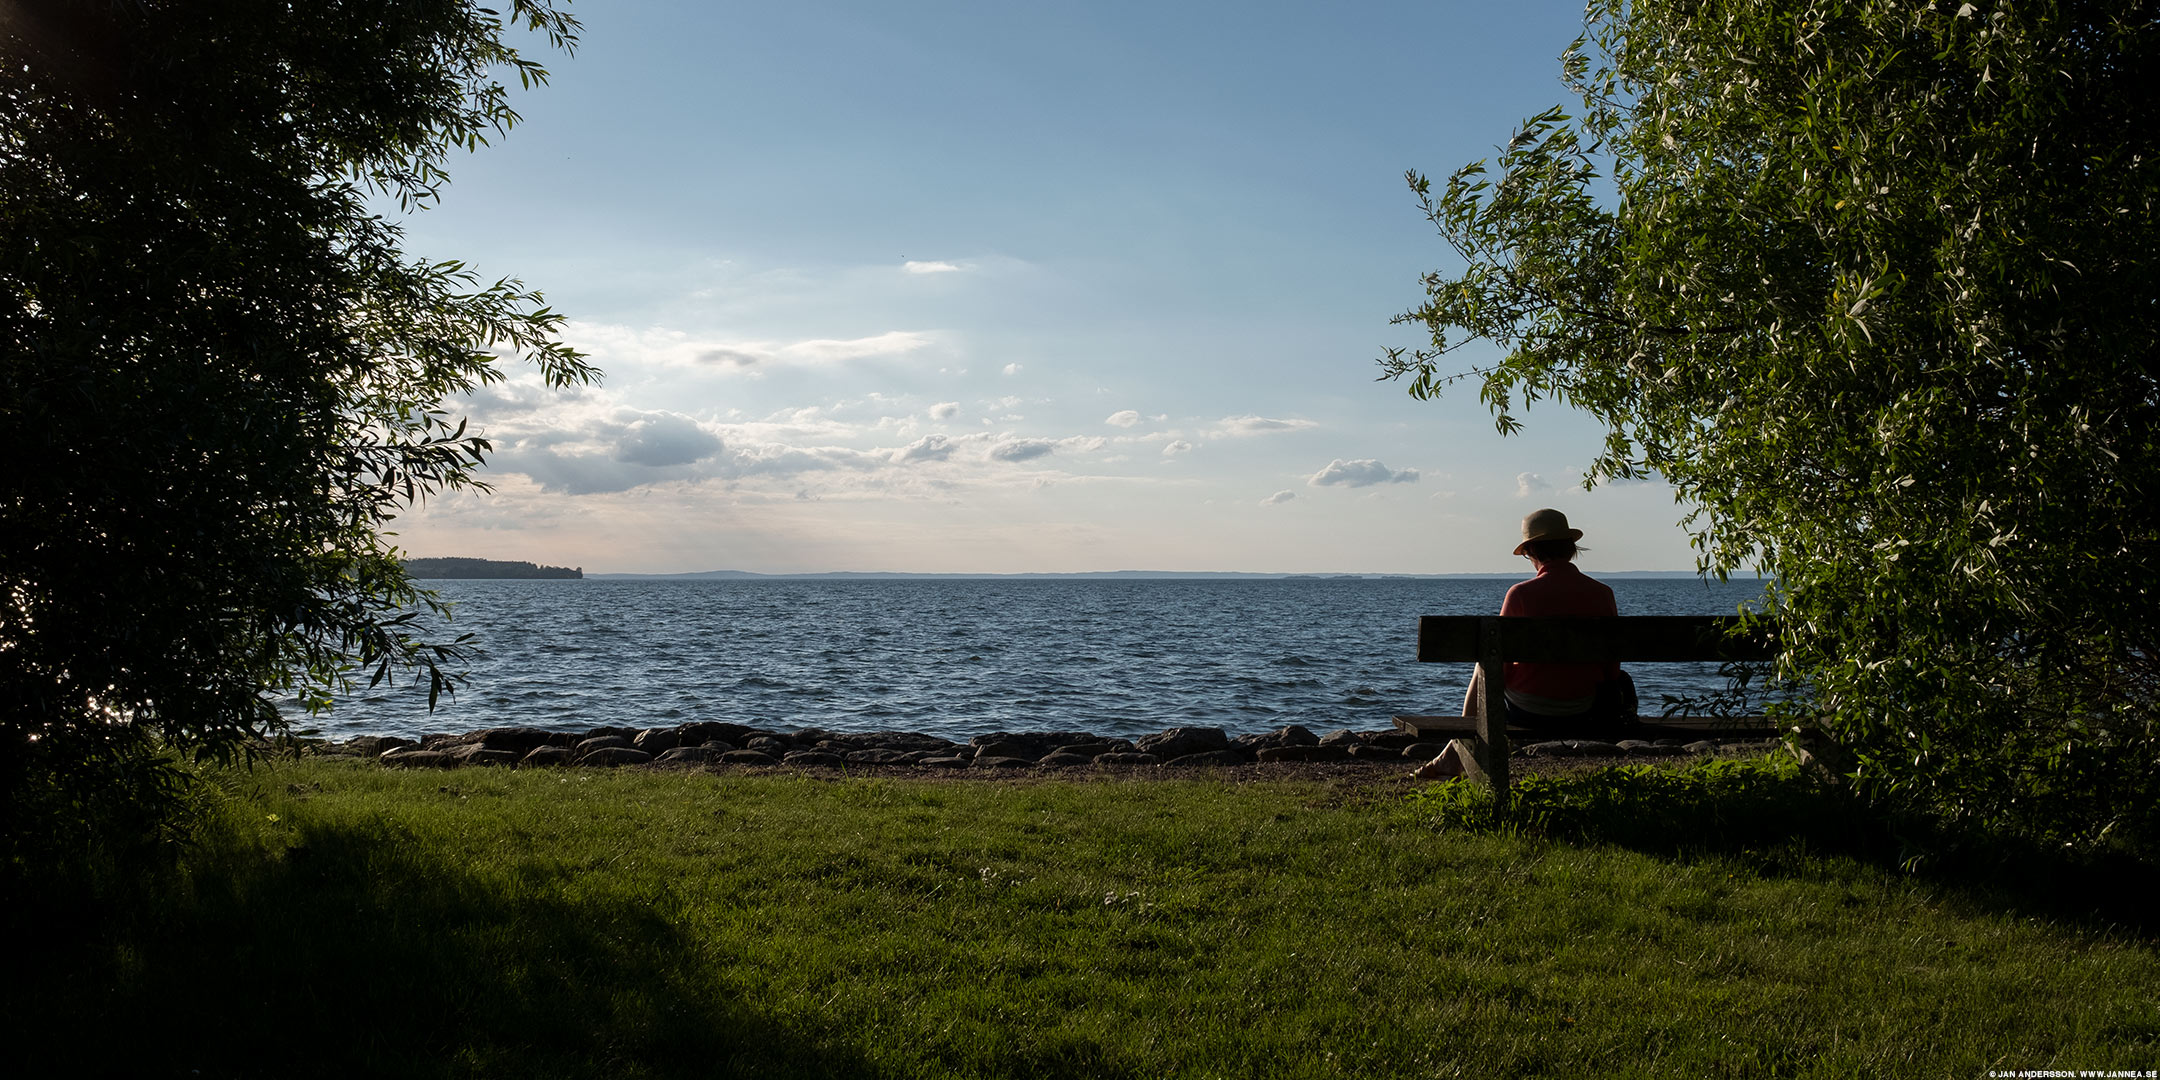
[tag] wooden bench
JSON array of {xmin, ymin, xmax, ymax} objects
[{"xmin": 1395, "ymin": 614, "xmax": 1779, "ymax": 817}]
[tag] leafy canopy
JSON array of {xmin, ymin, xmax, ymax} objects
[
  {"xmin": 1386, "ymin": 0, "xmax": 2158, "ymax": 851},
  {"xmin": 0, "ymin": 0, "xmax": 595, "ymax": 852}
]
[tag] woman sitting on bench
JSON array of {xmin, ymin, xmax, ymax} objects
[{"xmin": 1413, "ymin": 508, "xmax": 1634, "ymax": 780}]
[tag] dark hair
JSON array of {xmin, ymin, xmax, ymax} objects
[{"xmin": 1520, "ymin": 538, "xmax": 1581, "ymax": 563}]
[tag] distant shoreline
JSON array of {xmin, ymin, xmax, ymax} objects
[
  {"xmin": 404, "ymin": 557, "xmax": 581, "ymax": 579},
  {"xmin": 576, "ymin": 569, "xmax": 1722, "ymax": 581}
]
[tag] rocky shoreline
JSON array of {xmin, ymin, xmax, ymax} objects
[{"xmin": 311, "ymin": 721, "xmax": 1782, "ymax": 773}]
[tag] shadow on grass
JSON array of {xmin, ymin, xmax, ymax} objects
[
  {"xmin": 1408, "ymin": 759, "xmax": 2160, "ymax": 938},
  {"xmin": 6, "ymin": 815, "xmax": 870, "ymax": 1080}
]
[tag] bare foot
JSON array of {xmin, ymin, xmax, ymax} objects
[{"xmin": 1411, "ymin": 746, "xmax": 1463, "ymax": 781}]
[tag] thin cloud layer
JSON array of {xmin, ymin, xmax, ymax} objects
[
  {"xmin": 1309, "ymin": 458, "xmax": 1419, "ymax": 488},
  {"xmin": 566, "ymin": 322, "xmax": 933, "ymax": 373},
  {"xmin": 989, "ymin": 438, "xmax": 1056, "ymax": 463},
  {"xmin": 1261, "ymin": 490, "xmax": 1296, "ymax": 506},
  {"xmin": 903, "ymin": 260, "xmax": 964, "ymax": 274},
  {"xmin": 1214, "ymin": 415, "xmax": 1319, "ymax": 437}
]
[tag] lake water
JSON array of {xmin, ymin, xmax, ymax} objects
[{"xmin": 296, "ymin": 576, "xmax": 1772, "ymax": 742}]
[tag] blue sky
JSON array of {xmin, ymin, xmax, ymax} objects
[{"xmin": 393, "ymin": 0, "xmax": 1700, "ymax": 574}]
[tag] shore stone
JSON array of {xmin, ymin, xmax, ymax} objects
[
  {"xmin": 347, "ymin": 736, "xmax": 416, "ymax": 757},
  {"xmin": 877, "ymin": 732, "xmax": 964, "ymax": 754},
  {"xmin": 522, "ymin": 746, "xmax": 573, "ymax": 767},
  {"xmin": 656, "ymin": 746, "xmax": 716, "ymax": 764},
  {"xmin": 381, "ymin": 749, "xmax": 457, "ymax": 769},
  {"xmin": 699, "ymin": 740, "xmax": 738, "ymax": 753},
  {"xmin": 784, "ymin": 750, "xmax": 845, "ymax": 768},
  {"xmin": 845, "ymin": 748, "xmax": 913, "ymax": 765},
  {"xmin": 582, "ymin": 747, "xmax": 653, "ymax": 767},
  {"xmin": 1257, "ymin": 744, "xmax": 1350, "ymax": 762},
  {"xmin": 1567, "ymin": 740, "xmax": 1624, "ymax": 757},
  {"xmin": 633, "ymin": 728, "xmax": 681, "ymax": 754},
  {"xmin": 1049, "ymin": 742, "xmax": 1120, "ymax": 760},
  {"xmin": 918, "ymin": 756, "xmax": 970, "ymax": 769},
  {"xmin": 1136, "ymin": 727, "xmax": 1228, "ymax": 759},
  {"xmin": 449, "ymin": 745, "xmax": 520, "ymax": 766},
  {"xmin": 1317, "ymin": 729, "xmax": 1363, "ymax": 747},
  {"xmin": 1683, "ymin": 740, "xmax": 1721, "ymax": 755},
  {"xmin": 745, "ymin": 736, "xmax": 789, "ymax": 754},
  {"xmin": 971, "ymin": 755, "xmax": 1035, "ymax": 770},
  {"xmin": 1038, "ymin": 752, "xmax": 1094, "ymax": 768},
  {"xmin": 973, "ymin": 740, "xmax": 1041, "ymax": 762},
  {"xmin": 721, "ymin": 749, "xmax": 779, "ymax": 766},
  {"xmin": 473, "ymin": 727, "xmax": 556, "ymax": 753},
  {"xmin": 1094, "ymin": 752, "xmax": 1161, "ymax": 766},
  {"xmin": 576, "ymin": 735, "xmax": 633, "ymax": 759},
  {"xmin": 679, "ymin": 721, "xmax": 758, "ymax": 746},
  {"xmin": 1345, "ymin": 743, "xmax": 1400, "ymax": 760},
  {"xmin": 1236, "ymin": 724, "xmax": 1320, "ymax": 752},
  {"xmin": 1162, "ymin": 749, "xmax": 1247, "ymax": 768}
]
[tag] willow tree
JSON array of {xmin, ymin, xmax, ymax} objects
[
  {"xmin": 0, "ymin": 0, "xmax": 595, "ymax": 859},
  {"xmin": 1385, "ymin": 0, "xmax": 2158, "ymax": 851}
]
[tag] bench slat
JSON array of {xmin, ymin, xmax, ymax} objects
[
  {"xmin": 1417, "ymin": 615, "xmax": 1775, "ymax": 664},
  {"xmin": 1394, "ymin": 714, "xmax": 1780, "ymax": 740}
]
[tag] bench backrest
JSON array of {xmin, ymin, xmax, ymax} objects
[
  {"xmin": 1415, "ymin": 613, "xmax": 1778, "ymax": 820},
  {"xmin": 1417, "ymin": 614, "xmax": 1775, "ymax": 664}
]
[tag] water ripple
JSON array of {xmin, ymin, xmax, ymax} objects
[{"xmin": 292, "ymin": 577, "xmax": 1770, "ymax": 741}]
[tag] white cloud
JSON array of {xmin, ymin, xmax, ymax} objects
[
  {"xmin": 1161, "ymin": 439, "xmax": 1195, "ymax": 456},
  {"xmin": 1516, "ymin": 472, "xmax": 1551, "ymax": 497},
  {"xmin": 929, "ymin": 401, "xmax": 960, "ymax": 421},
  {"xmin": 725, "ymin": 443, "xmax": 887, "ymax": 478},
  {"xmin": 612, "ymin": 411, "xmax": 723, "ymax": 467},
  {"xmin": 565, "ymin": 322, "xmax": 933, "ymax": 372},
  {"xmin": 891, "ymin": 434, "xmax": 954, "ymax": 464},
  {"xmin": 1309, "ymin": 458, "xmax": 1419, "ymax": 488},
  {"xmin": 903, "ymin": 260, "xmax": 963, "ymax": 274},
  {"xmin": 1105, "ymin": 409, "xmax": 1141, "ymax": 428},
  {"xmin": 1261, "ymin": 490, "xmax": 1296, "ymax": 506},
  {"xmin": 1002, "ymin": 363, "xmax": 1023, "ymax": 375},
  {"xmin": 989, "ymin": 438, "xmax": 1055, "ymax": 463},
  {"xmin": 1213, "ymin": 415, "xmax": 1319, "ymax": 437}
]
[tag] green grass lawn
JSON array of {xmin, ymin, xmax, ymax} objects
[{"xmin": 10, "ymin": 758, "xmax": 2157, "ymax": 1078}]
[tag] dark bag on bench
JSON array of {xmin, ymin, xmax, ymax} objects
[{"xmin": 1593, "ymin": 671, "xmax": 1639, "ymax": 724}]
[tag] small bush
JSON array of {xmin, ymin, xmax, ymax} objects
[{"xmin": 1408, "ymin": 755, "xmax": 1878, "ymax": 854}]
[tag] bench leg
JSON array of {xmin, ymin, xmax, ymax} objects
[
  {"xmin": 1472, "ymin": 644, "xmax": 1511, "ymax": 821},
  {"xmin": 1448, "ymin": 738, "xmax": 1491, "ymax": 787}
]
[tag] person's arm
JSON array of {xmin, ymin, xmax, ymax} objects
[{"xmin": 1602, "ymin": 584, "xmax": 1621, "ymax": 677}]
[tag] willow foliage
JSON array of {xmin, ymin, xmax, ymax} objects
[
  {"xmin": 0, "ymin": 0, "xmax": 595, "ymax": 857},
  {"xmin": 1386, "ymin": 0, "xmax": 2158, "ymax": 851}
]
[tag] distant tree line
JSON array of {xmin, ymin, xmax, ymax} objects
[{"xmin": 404, "ymin": 558, "xmax": 583, "ymax": 580}]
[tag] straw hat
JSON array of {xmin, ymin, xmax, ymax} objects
[{"xmin": 1513, "ymin": 508, "xmax": 1583, "ymax": 556}]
